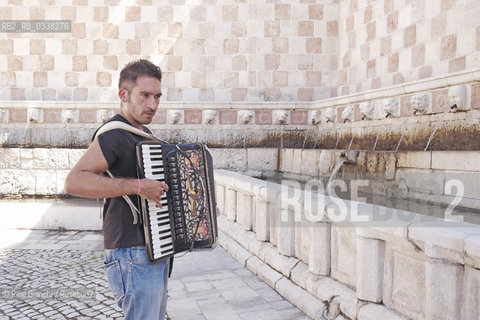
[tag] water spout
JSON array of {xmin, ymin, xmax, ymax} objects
[
  {"xmin": 334, "ymin": 132, "xmax": 341, "ymax": 150},
  {"xmin": 347, "ymin": 136, "xmax": 354, "ymax": 151},
  {"xmin": 326, "ymin": 158, "xmax": 345, "ymax": 195},
  {"xmin": 395, "ymin": 132, "xmax": 404, "ymax": 152},
  {"xmin": 424, "ymin": 112, "xmax": 448, "ymax": 151},
  {"xmin": 340, "ymin": 150, "xmax": 358, "ymax": 165},
  {"xmin": 20, "ymin": 121, "xmax": 31, "ymax": 147},
  {"xmin": 280, "ymin": 125, "xmax": 284, "ymax": 150},
  {"xmin": 313, "ymin": 132, "xmax": 319, "ymax": 149},
  {"xmin": 243, "ymin": 124, "xmax": 247, "ymax": 149},
  {"xmin": 373, "ymin": 134, "xmax": 379, "ymax": 151},
  {"xmin": 302, "ymin": 131, "xmax": 309, "ymax": 150}
]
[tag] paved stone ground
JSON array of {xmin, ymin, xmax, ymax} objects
[{"xmin": 0, "ymin": 229, "xmax": 309, "ymax": 320}]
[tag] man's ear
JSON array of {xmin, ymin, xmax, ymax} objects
[{"xmin": 119, "ymin": 88, "xmax": 129, "ymax": 102}]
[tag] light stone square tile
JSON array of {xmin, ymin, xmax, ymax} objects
[{"xmin": 185, "ymin": 281, "xmax": 213, "ymax": 292}]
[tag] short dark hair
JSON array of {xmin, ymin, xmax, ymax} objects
[{"xmin": 118, "ymin": 59, "xmax": 162, "ymax": 92}]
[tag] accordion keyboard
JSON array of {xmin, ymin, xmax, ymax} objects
[{"xmin": 140, "ymin": 144, "xmax": 175, "ymax": 259}]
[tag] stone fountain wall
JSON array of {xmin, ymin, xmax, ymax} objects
[{"xmin": 214, "ymin": 169, "xmax": 480, "ymax": 320}]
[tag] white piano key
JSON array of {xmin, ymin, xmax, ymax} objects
[
  {"xmin": 143, "ymin": 168, "xmax": 165, "ymax": 174},
  {"xmin": 152, "ymin": 246, "xmax": 174, "ymax": 257},
  {"xmin": 150, "ymin": 224, "xmax": 171, "ymax": 232},
  {"xmin": 147, "ymin": 173, "xmax": 165, "ymax": 180},
  {"xmin": 151, "ymin": 237, "xmax": 173, "ymax": 247}
]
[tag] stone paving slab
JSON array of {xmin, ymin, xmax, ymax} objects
[{"xmin": 0, "ymin": 230, "xmax": 310, "ymax": 320}]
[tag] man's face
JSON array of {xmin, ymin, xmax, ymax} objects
[{"xmin": 120, "ymin": 76, "xmax": 162, "ymax": 128}]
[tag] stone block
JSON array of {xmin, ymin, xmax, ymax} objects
[
  {"xmin": 331, "ymin": 226, "xmax": 357, "ymax": 287},
  {"xmin": 308, "ymin": 222, "xmax": 331, "ymax": 276},
  {"xmin": 269, "ymin": 202, "xmax": 279, "ymax": 247},
  {"xmin": 383, "ymin": 246, "xmax": 425, "ymax": 320},
  {"xmin": 276, "ymin": 209, "xmax": 296, "ymax": 257},
  {"xmin": 225, "ymin": 188, "xmax": 237, "ymax": 222},
  {"xmin": 281, "ymin": 148, "xmax": 294, "ymax": 173},
  {"xmin": 255, "ymin": 199, "xmax": 270, "ymax": 241},
  {"xmin": 408, "ymin": 221, "xmax": 480, "ymax": 263},
  {"xmin": 275, "ymin": 277, "xmax": 326, "ymax": 320},
  {"xmin": 464, "ymin": 266, "xmax": 480, "ymax": 320},
  {"xmin": 465, "ymin": 235, "xmax": 480, "ymax": 269},
  {"xmin": 432, "ymin": 151, "xmax": 480, "ymax": 172},
  {"xmin": 236, "ymin": 229, "xmax": 256, "ymax": 252},
  {"xmin": 425, "ymin": 258, "xmax": 463, "ymax": 320},
  {"xmin": 290, "ymin": 261, "xmax": 310, "ymax": 290},
  {"xmin": 215, "ymin": 184, "xmax": 225, "ymax": 216},
  {"xmin": 236, "ymin": 192, "xmax": 253, "ymax": 231},
  {"xmin": 358, "ymin": 303, "xmax": 408, "ymax": 320},
  {"xmin": 247, "ymin": 148, "xmax": 277, "ymax": 172},
  {"xmin": 0, "ymin": 169, "xmax": 36, "ymax": 195},
  {"xmin": 0, "ymin": 148, "xmax": 21, "ymax": 169},
  {"xmin": 256, "ymin": 261, "xmax": 283, "ymax": 288},
  {"xmin": 301, "ymin": 149, "xmax": 319, "ymax": 177},
  {"xmin": 310, "ymin": 276, "xmax": 358, "ymax": 319},
  {"xmin": 33, "ymin": 149, "xmax": 69, "ymax": 169},
  {"xmin": 295, "ymin": 224, "xmax": 312, "ymax": 264},
  {"xmin": 264, "ymin": 245, "xmax": 299, "ymax": 278},
  {"xmin": 445, "ymin": 171, "xmax": 480, "ymax": 201},
  {"xmin": 210, "ymin": 149, "xmax": 247, "ymax": 170},
  {"xmin": 248, "ymin": 238, "xmax": 273, "ymax": 262},
  {"xmin": 318, "ymin": 150, "xmax": 332, "ymax": 178},
  {"xmin": 56, "ymin": 170, "xmax": 69, "ymax": 194},
  {"xmin": 291, "ymin": 149, "xmax": 303, "ymax": 175},
  {"xmin": 356, "ymin": 236, "xmax": 385, "ymax": 303},
  {"xmin": 395, "ymin": 168, "xmax": 445, "ymax": 197}
]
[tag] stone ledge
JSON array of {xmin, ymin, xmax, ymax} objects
[{"xmin": 358, "ymin": 303, "xmax": 409, "ymax": 320}]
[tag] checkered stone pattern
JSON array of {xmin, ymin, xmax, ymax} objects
[
  {"xmin": 0, "ymin": 0, "xmax": 339, "ymax": 102},
  {"xmin": 337, "ymin": 0, "xmax": 479, "ymax": 96}
]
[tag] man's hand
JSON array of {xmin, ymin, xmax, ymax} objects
[{"xmin": 138, "ymin": 179, "xmax": 169, "ymax": 208}]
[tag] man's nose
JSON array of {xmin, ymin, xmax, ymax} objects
[{"xmin": 146, "ymin": 96, "xmax": 159, "ymax": 109}]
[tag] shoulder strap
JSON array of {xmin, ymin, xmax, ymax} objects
[
  {"xmin": 94, "ymin": 120, "xmax": 165, "ymax": 143},
  {"xmin": 94, "ymin": 120, "xmax": 164, "ymax": 225}
]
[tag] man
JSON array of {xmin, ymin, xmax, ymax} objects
[{"xmin": 64, "ymin": 59, "xmax": 170, "ymax": 319}]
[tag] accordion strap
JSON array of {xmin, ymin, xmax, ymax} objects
[
  {"xmin": 94, "ymin": 120, "xmax": 166, "ymax": 143},
  {"xmin": 94, "ymin": 120, "xmax": 165, "ymax": 225}
]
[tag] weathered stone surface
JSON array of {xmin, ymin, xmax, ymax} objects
[
  {"xmin": 275, "ymin": 278, "xmax": 326, "ymax": 320},
  {"xmin": 309, "ymin": 276, "xmax": 358, "ymax": 319},
  {"xmin": 383, "ymin": 246, "xmax": 426, "ymax": 320},
  {"xmin": 309, "ymin": 221, "xmax": 331, "ymax": 276},
  {"xmin": 236, "ymin": 191, "xmax": 253, "ymax": 231},
  {"xmin": 247, "ymin": 148, "xmax": 278, "ymax": 172},
  {"xmin": 225, "ymin": 188, "xmax": 237, "ymax": 222},
  {"xmin": 425, "ymin": 258, "xmax": 463, "ymax": 320},
  {"xmin": 358, "ymin": 303, "xmax": 408, "ymax": 320},
  {"xmin": 256, "ymin": 261, "xmax": 284, "ymax": 288},
  {"xmin": 464, "ymin": 266, "xmax": 480, "ymax": 320},
  {"xmin": 254, "ymin": 199, "xmax": 270, "ymax": 241},
  {"xmin": 210, "ymin": 148, "xmax": 247, "ymax": 170},
  {"xmin": 431, "ymin": 151, "xmax": 480, "ymax": 172},
  {"xmin": 396, "ymin": 151, "xmax": 431, "ymax": 169},
  {"xmin": 215, "ymin": 184, "xmax": 225, "ymax": 215},
  {"xmin": 248, "ymin": 238, "xmax": 274, "ymax": 262},
  {"xmin": 356, "ymin": 236, "xmax": 385, "ymax": 303},
  {"xmin": 330, "ymin": 226, "xmax": 357, "ymax": 287},
  {"xmin": 264, "ymin": 245, "xmax": 299, "ymax": 278}
]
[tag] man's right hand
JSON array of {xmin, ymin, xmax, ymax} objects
[{"xmin": 138, "ymin": 179, "xmax": 169, "ymax": 208}]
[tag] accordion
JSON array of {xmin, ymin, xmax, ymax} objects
[{"xmin": 136, "ymin": 141, "xmax": 218, "ymax": 262}]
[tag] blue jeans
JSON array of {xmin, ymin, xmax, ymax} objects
[{"xmin": 104, "ymin": 247, "xmax": 169, "ymax": 320}]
